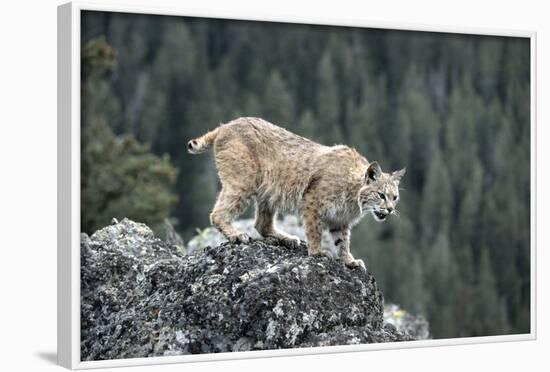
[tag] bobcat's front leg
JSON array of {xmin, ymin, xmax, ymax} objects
[
  {"xmin": 302, "ymin": 192, "xmax": 325, "ymax": 257},
  {"xmin": 330, "ymin": 226, "xmax": 365, "ymax": 269}
]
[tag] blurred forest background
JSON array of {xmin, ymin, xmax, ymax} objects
[{"xmin": 81, "ymin": 11, "xmax": 531, "ymax": 339}]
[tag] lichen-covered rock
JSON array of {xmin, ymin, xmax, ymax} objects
[
  {"xmin": 384, "ymin": 304, "xmax": 431, "ymax": 340},
  {"xmin": 81, "ymin": 218, "xmax": 413, "ymax": 361}
]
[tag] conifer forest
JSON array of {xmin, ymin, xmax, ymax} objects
[{"xmin": 81, "ymin": 11, "xmax": 531, "ymax": 339}]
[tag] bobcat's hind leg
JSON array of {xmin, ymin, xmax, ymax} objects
[
  {"xmin": 211, "ymin": 135, "xmax": 258, "ymax": 245},
  {"xmin": 254, "ymin": 200, "xmax": 301, "ymax": 249},
  {"xmin": 210, "ymin": 187, "xmax": 252, "ymax": 244}
]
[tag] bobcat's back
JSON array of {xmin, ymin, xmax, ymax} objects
[{"xmin": 211, "ymin": 117, "xmax": 326, "ymax": 211}]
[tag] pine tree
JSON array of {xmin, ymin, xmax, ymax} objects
[
  {"xmin": 392, "ymin": 219, "xmax": 427, "ymax": 316},
  {"xmin": 451, "ymin": 244, "xmax": 476, "ymax": 337},
  {"xmin": 81, "ymin": 36, "xmax": 178, "ymax": 235},
  {"xmin": 296, "ymin": 109, "xmax": 317, "ymax": 140},
  {"xmin": 263, "ymin": 69, "xmax": 295, "ymax": 126},
  {"xmin": 419, "ymin": 148, "xmax": 453, "ymax": 247},
  {"xmin": 424, "ymin": 232, "xmax": 459, "ymax": 337},
  {"xmin": 473, "ymin": 248, "xmax": 508, "ymax": 335},
  {"xmin": 80, "ymin": 13, "xmax": 532, "ymax": 338},
  {"xmin": 443, "ymin": 76, "xmax": 483, "ymax": 201},
  {"xmin": 397, "ymin": 66, "xmax": 440, "ymax": 190},
  {"xmin": 81, "ymin": 119, "xmax": 178, "ymax": 234},
  {"xmin": 455, "ymin": 156, "xmax": 483, "ymax": 247},
  {"xmin": 347, "ymin": 89, "xmax": 386, "ymax": 162},
  {"xmin": 81, "ymin": 37, "xmax": 122, "ymax": 132},
  {"xmin": 316, "ymin": 51, "xmax": 343, "ymax": 143}
]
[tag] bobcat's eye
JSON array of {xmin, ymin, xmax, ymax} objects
[
  {"xmin": 378, "ymin": 193, "xmax": 385, "ymax": 200},
  {"xmin": 393, "ymin": 195, "xmax": 398, "ymax": 201}
]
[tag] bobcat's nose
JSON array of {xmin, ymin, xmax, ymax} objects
[{"xmin": 387, "ymin": 207, "xmax": 394, "ymax": 214}]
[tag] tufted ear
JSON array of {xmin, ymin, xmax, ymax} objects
[
  {"xmin": 365, "ymin": 161, "xmax": 382, "ymax": 183},
  {"xmin": 392, "ymin": 168, "xmax": 406, "ymax": 183}
]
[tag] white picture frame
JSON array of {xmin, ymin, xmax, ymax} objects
[{"xmin": 57, "ymin": 1, "xmax": 537, "ymax": 369}]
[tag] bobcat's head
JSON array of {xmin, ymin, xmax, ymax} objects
[{"xmin": 358, "ymin": 162, "xmax": 406, "ymax": 222}]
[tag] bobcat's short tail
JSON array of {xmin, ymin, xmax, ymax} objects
[{"xmin": 187, "ymin": 127, "xmax": 219, "ymax": 154}]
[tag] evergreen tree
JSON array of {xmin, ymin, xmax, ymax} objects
[
  {"xmin": 451, "ymin": 244, "xmax": 476, "ymax": 337},
  {"xmin": 296, "ymin": 109, "xmax": 317, "ymax": 140},
  {"xmin": 81, "ymin": 37, "xmax": 122, "ymax": 131},
  {"xmin": 347, "ymin": 82, "xmax": 387, "ymax": 162},
  {"xmin": 473, "ymin": 248, "xmax": 508, "ymax": 335},
  {"xmin": 419, "ymin": 148, "xmax": 453, "ymax": 247},
  {"xmin": 398, "ymin": 66, "xmax": 440, "ymax": 170},
  {"xmin": 316, "ymin": 51, "xmax": 343, "ymax": 143},
  {"xmin": 263, "ymin": 69, "xmax": 295, "ymax": 126},
  {"xmin": 81, "ymin": 12, "xmax": 532, "ymax": 338},
  {"xmin": 81, "ymin": 36, "xmax": 178, "ymax": 235},
  {"xmin": 81, "ymin": 119, "xmax": 178, "ymax": 234},
  {"xmin": 455, "ymin": 156, "xmax": 483, "ymax": 247},
  {"xmin": 424, "ymin": 233, "xmax": 459, "ymax": 337}
]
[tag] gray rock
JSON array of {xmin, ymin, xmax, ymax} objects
[
  {"xmin": 384, "ymin": 304, "xmax": 431, "ymax": 340},
  {"xmin": 81, "ymin": 218, "xmax": 413, "ymax": 361}
]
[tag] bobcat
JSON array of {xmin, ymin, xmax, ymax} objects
[{"xmin": 188, "ymin": 117, "xmax": 405, "ymax": 269}]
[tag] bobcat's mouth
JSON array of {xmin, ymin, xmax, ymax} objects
[{"xmin": 372, "ymin": 211, "xmax": 388, "ymax": 221}]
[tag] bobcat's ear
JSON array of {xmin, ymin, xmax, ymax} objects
[
  {"xmin": 366, "ymin": 161, "xmax": 382, "ymax": 183},
  {"xmin": 392, "ymin": 168, "xmax": 406, "ymax": 183}
]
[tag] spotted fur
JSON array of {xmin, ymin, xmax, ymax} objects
[{"xmin": 188, "ymin": 117, "xmax": 405, "ymax": 268}]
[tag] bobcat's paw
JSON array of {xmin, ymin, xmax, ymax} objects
[
  {"xmin": 278, "ymin": 236, "xmax": 302, "ymax": 249},
  {"xmin": 345, "ymin": 258, "xmax": 366, "ymax": 270},
  {"xmin": 228, "ymin": 233, "xmax": 251, "ymax": 244},
  {"xmin": 308, "ymin": 248, "xmax": 327, "ymax": 257}
]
